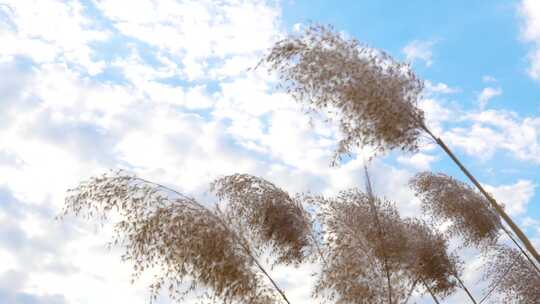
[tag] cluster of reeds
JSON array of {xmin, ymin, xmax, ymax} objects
[
  {"xmin": 60, "ymin": 22, "xmax": 540, "ymax": 304},
  {"xmin": 407, "ymin": 171, "xmax": 540, "ymax": 303},
  {"xmin": 62, "ymin": 171, "xmax": 278, "ymax": 304},
  {"xmin": 62, "ymin": 167, "xmax": 539, "ymax": 303},
  {"xmin": 263, "ymin": 23, "xmax": 540, "ymax": 302},
  {"xmin": 62, "ymin": 169, "xmax": 467, "ymax": 304},
  {"xmin": 311, "ymin": 189, "xmax": 459, "ymax": 304}
]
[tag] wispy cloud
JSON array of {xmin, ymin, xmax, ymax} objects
[
  {"xmin": 444, "ymin": 109, "xmax": 540, "ymax": 163},
  {"xmin": 424, "ymin": 80, "xmax": 460, "ymax": 95},
  {"xmin": 484, "ymin": 180, "xmax": 536, "ymax": 216},
  {"xmin": 478, "ymin": 86, "xmax": 502, "ymax": 108},
  {"xmin": 519, "ymin": 0, "xmax": 540, "ymax": 79},
  {"xmin": 482, "ymin": 75, "xmax": 497, "ymax": 83},
  {"xmin": 403, "ymin": 39, "xmax": 436, "ymax": 67}
]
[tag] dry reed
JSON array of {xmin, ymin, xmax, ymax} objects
[
  {"xmin": 211, "ymin": 174, "xmax": 314, "ymax": 265},
  {"xmin": 310, "ymin": 189, "xmax": 458, "ymax": 303},
  {"xmin": 484, "ymin": 246, "xmax": 540, "ymax": 303},
  {"xmin": 410, "ymin": 172, "xmax": 501, "ymax": 249},
  {"xmin": 61, "ymin": 171, "xmax": 277, "ymax": 304},
  {"xmin": 261, "ymin": 24, "xmax": 425, "ymax": 162}
]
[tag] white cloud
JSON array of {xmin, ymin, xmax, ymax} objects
[
  {"xmin": 484, "ymin": 180, "xmax": 536, "ymax": 215},
  {"xmin": 209, "ymin": 55, "xmax": 258, "ymax": 79},
  {"xmin": 445, "ymin": 109, "xmax": 540, "ymax": 163},
  {"xmin": 445, "ymin": 123, "xmax": 504, "ymax": 159},
  {"xmin": 482, "ymin": 75, "xmax": 497, "ymax": 83},
  {"xmin": 0, "ymin": 0, "xmax": 109, "ymax": 75},
  {"xmin": 424, "ymin": 80, "xmax": 460, "ymax": 95},
  {"xmin": 519, "ymin": 0, "xmax": 540, "ymax": 79},
  {"xmin": 477, "ymin": 86, "xmax": 502, "ymax": 108},
  {"xmin": 95, "ymin": 0, "xmax": 281, "ymax": 81},
  {"xmin": 397, "ymin": 153, "xmax": 438, "ymax": 171},
  {"xmin": 418, "ymin": 97, "xmax": 456, "ymax": 136},
  {"xmin": 403, "ymin": 39, "xmax": 436, "ymax": 67},
  {"xmin": 0, "ymin": 270, "xmax": 68, "ymax": 303},
  {"xmin": 417, "ymin": 94, "xmax": 540, "ymax": 168}
]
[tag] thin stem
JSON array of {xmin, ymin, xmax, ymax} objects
[
  {"xmin": 308, "ymin": 228, "xmax": 328, "ymax": 266},
  {"xmin": 301, "ymin": 196, "xmax": 328, "ymax": 266},
  {"xmin": 478, "ymin": 258, "xmax": 519, "ymax": 304},
  {"xmin": 339, "ymin": 216, "xmax": 389, "ymax": 271},
  {"xmin": 421, "ymin": 278, "xmax": 441, "ymax": 304},
  {"xmin": 454, "ymin": 274, "xmax": 478, "ymax": 304},
  {"xmin": 363, "ymin": 162, "xmax": 393, "ymax": 304},
  {"xmin": 501, "ymin": 225, "xmax": 540, "ymax": 276},
  {"xmin": 420, "ymin": 125, "xmax": 540, "ymax": 268},
  {"xmin": 133, "ymin": 176, "xmax": 292, "ymax": 304},
  {"xmin": 248, "ymin": 251, "xmax": 292, "ymax": 304},
  {"xmin": 402, "ymin": 279, "xmax": 419, "ymax": 304}
]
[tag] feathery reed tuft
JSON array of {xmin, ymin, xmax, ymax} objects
[
  {"xmin": 211, "ymin": 174, "xmax": 313, "ymax": 265},
  {"xmin": 262, "ymin": 24, "xmax": 425, "ymax": 161},
  {"xmin": 61, "ymin": 171, "xmax": 276, "ymax": 304},
  {"xmin": 312, "ymin": 190, "xmax": 411, "ymax": 303},
  {"xmin": 410, "ymin": 172, "xmax": 501, "ymax": 248},
  {"xmin": 403, "ymin": 219, "xmax": 459, "ymax": 297},
  {"xmin": 311, "ymin": 190, "xmax": 462, "ymax": 303},
  {"xmin": 485, "ymin": 246, "xmax": 540, "ymax": 303}
]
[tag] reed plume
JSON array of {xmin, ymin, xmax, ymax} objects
[
  {"xmin": 61, "ymin": 171, "xmax": 279, "ymax": 304},
  {"xmin": 403, "ymin": 219, "xmax": 459, "ymax": 298},
  {"xmin": 484, "ymin": 246, "xmax": 540, "ymax": 303},
  {"xmin": 311, "ymin": 189, "xmax": 459, "ymax": 303},
  {"xmin": 409, "ymin": 172, "xmax": 501, "ymax": 249},
  {"xmin": 261, "ymin": 24, "xmax": 424, "ymax": 161},
  {"xmin": 211, "ymin": 174, "xmax": 314, "ymax": 265},
  {"xmin": 312, "ymin": 190, "xmax": 407, "ymax": 303}
]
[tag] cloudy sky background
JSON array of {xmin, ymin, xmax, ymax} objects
[{"xmin": 2, "ymin": 0, "xmax": 540, "ymax": 303}]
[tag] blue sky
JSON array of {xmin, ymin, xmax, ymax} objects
[{"xmin": 1, "ymin": 0, "xmax": 540, "ymax": 303}]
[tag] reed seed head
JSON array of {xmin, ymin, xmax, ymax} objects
[
  {"xmin": 262, "ymin": 24, "xmax": 425, "ymax": 161},
  {"xmin": 485, "ymin": 246, "xmax": 540, "ymax": 303},
  {"xmin": 211, "ymin": 174, "xmax": 313, "ymax": 265},
  {"xmin": 62, "ymin": 171, "xmax": 276, "ymax": 304},
  {"xmin": 410, "ymin": 172, "xmax": 501, "ymax": 249}
]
